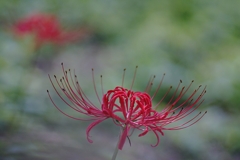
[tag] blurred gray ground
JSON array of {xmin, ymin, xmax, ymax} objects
[{"xmin": 1, "ymin": 0, "xmax": 240, "ymax": 160}]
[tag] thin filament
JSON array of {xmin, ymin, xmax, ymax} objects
[
  {"xmin": 122, "ymin": 68, "xmax": 126, "ymax": 87},
  {"xmin": 92, "ymin": 68, "xmax": 101, "ymax": 104},
  {"xmin": 130, "ymin": 66, "xmax": 138, "ymax": 90}
]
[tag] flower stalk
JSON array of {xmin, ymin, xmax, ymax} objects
[{"xmin": 111, "ymin": 127, "xmax": 124, "ymax": 160}]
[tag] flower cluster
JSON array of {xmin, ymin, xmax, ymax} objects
[
  {"xmin": 14, "ymin": 13, "xmax": 89, "ymax": 48},
  {"xmin": 47, "ymin": 63, "xmax": 207, "ymax": 150}
]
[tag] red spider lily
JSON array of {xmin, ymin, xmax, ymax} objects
[
  {"xmin": 47, "ymin": 63, "xmax": 207, "ymax": 150},
  {"xmin": 14, "ymin": 13, "xmax": 89, "ymax": 48}
]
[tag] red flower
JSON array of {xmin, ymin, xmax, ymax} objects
[
  {"xmin": 14, "ymin": 13, "xmax": 89, "ymax": 48},
  {"xmin": 47, "ymin": 63, "xmax": 207, "ymax": 150}
]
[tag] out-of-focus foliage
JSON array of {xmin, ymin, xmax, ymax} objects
[{"xmin": 0, "ymin": 0, "xmax": 240, "ymax": 160}]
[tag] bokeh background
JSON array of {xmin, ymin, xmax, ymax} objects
[{"xmin": 1, "ymin": 0, "xmax": 240, "ymax": 160}]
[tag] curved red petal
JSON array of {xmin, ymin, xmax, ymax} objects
[{"xmin": 86, "ymin": 119, "xmax": 107, "ymax": 143}]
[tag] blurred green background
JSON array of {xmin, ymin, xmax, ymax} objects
[{"xmin": 1, "ymin": 0, "xmax": 240, "ymax": 160}]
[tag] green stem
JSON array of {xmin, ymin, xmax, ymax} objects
[
  {"xmin": 111, "ymin": 141, "xmax": 119, "ymax": 160},
  {"xmin": 111, "ymin": 128, "xmax": 123, "ymax": 160}
]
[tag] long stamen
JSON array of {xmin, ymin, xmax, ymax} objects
[
  {"xmin": 122, "ymin": 68, "xmax": 126, "ymax": 87},
  {"xmin": 182, "ymin": 80, "xmax": 194, "ymax": 95},
  {"xmin": 49, "ymin": 75, "xmax": 83, "ymax": 113},
  {"xmin": 164, "ymin": 111, "xmax": 207, "ymax": 130},
  {"xmin": 47, "ymin": 90, "xmax": 91, "ymax": 121},
  {"xmin": 154, "ymin": 86, "xmax": 172, "ymax": 110},
  {"xmin": 167, "ymin": 79, "xmax": 183, "ymax": 105},
  {"xmin": 130, "ymin": 66, "xmax": 138, "ymax": 90},
  {"xmin": 61, "ymin": 70, "xmax": 96, "ymax": 112},
  {"xmin": 92, "ymin": 68, "xmax": 101, "ymax": 104},
  {"xmin": 145, "ymin": 75, "xmax": 155, "ymax": 93},
  {"xmin": 73, "ymin": 75, "xmax": 98, "ymax": 110},
  {"xmin": 100, "ymin": 75, "xmax": 104, "ymax": 97},
  {"xmin": 151, "ymin": 73, "xmax": 166, "ymax": 100},
  {"xmin": 171, "ymin": 85, "xmax": 206, "ymax": 114}
]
